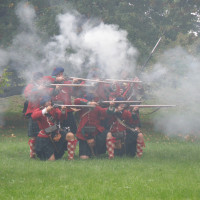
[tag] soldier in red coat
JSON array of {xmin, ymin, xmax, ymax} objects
[
  {"xmin": 23, "ymin": 72, "xmax": 53, "ymax": 158},
  {"xmin": 44, "ymin": 67, "xmax": 77, "ymax": 134},
  {"xmin": 74, "ymin": 97, "xmax": 109, "ymax": 159},
  {"xmin": 106, "ymin": 100, "xmax": 145, "ymax": 159},
  {"xmin": 31, "ymin": 95, "xmax": 77, "ymax": 161}
]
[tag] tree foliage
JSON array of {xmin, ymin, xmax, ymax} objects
[{"xmin": 0, "ymin": 68, "xmax": 11, "ymax": 93}]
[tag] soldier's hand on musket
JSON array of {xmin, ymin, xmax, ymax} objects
[
  {"xmin": 46, "ymin": 105, "xmax": 53, "ymax": 113},
  {"xmin": 109, "ymin": 100, "xmax": 115, "ymax": 107},
  {"xmin": 132, "ymin": 106, "xmax": 139, "ymax": 113},
  {"xmin": 72, "ymin": 78, "xmax": 80, "ymax": 84},
  {"xmin": 133, "ymin": 76, "xmax": 139, "ymax": 81},
  {"xmin": 70, "ymin": 108, "xmax": 81, "ymax": 112},
  {"xmin": 61, "ymin": 106, "xmax": 67, "ymax": 111},
  {"xmin": 116, "ymin": 104, "xmax": 125, "ymax": 112},
  {"xmin": 56, "ymin": 85, "xmax": 62, "ymax": 90},
  {"xmin": 135, "ymin": 127, "xmax": 140, "ymax": 132},
  {"xmin": 88, "ymin": 101, "xmax": 98, "ymax": 106}
]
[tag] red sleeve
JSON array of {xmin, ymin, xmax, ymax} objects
[
  {"xmin": 74, "ymin": 98, "xmax": 88, "ymax": 105},
  {"xmin": 31, "ymin": 108, "xmax": 43, "ymax": 120}
]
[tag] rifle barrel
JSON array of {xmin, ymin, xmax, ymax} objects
[
  {"xmin": 129, "ymin": 105, "xmax": 176, "ymax": 108},
  {"xmin": 106, "ymin": 79, "xmax": 142, "ymax": 83},
  {"xmin": 50, "ymin": 84, "xmax": 93, "ymax": 87},
  {"xmin": 102, "ymin": 101, "xmax": 142, "ymax": 103},
  {"xmin": 141, "ymin": 36, "xmax": 163, "ymax": 71},
  {"xmin": 53, "ymin": 104, "xmax": 95, "ymax": 108},
  {"xmin": 70, "ymin": 77, "xmax": 111, "ymax": 84}
]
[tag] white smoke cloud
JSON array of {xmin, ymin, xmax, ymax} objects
[
  {"xmin": 43, "ymin": 12, "xmax": 138, "ymax": 77},
  {"xmin": 15, "ymin": 2, "xmax": 36, "ymax": 31},
  {"xmin": 0, "ymin": 2, "xmax": 45, "ymax": 78},
  {"xmin": 0, "ymin": 49, "xmax": 9, "ymax": 67},
  {"xmin": 142, "ymin": 46, "xmax": 200, "ymax": 137}
]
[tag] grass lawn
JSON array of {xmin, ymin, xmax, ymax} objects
[{"xmin": 0, "ymin": 96, "xmax": 200, "ymax": 200}]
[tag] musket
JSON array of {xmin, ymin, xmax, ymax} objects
[
  {"xmin": 68, "ymin": 76, "xmax": 141, "ymax": 84},
  {"xmin": 100, "ymin": 100, "xmax": 142, "ymax": 104},
  {"xmin": 141, "ymin": 34, "xmax": 164, "ymax": 71},
  {"xmin": 69, "ymin": 77, "xmax": 111, "ymax": 84},
  {"xmin": 53, "ymin": 104, "xmax": 95, "ymax": 108},
  {"xmin": 129, "ymin": 105, "xmax": 176, "ymax": 108},
  {"xmin": 50, "ymin": 83, "xmax": 94, "ymax": 87},
  {"xmin": 105, "ymin": 79, "xmax": 142, "ymax": 83}
]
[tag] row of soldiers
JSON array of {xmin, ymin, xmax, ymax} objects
[{"xmin": 23, "ymin": 67, "xmax": 145, "ymax": 161}]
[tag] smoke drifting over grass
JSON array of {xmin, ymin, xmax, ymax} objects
[{"xmin": 142, "ymin": 47, "xmax": 200, "ymax": 137}]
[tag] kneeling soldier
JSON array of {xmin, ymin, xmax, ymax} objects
[
  {"xmin": 31, "ymin": 95, "xmax": 77, "ymax": 161},
  {"xmin": 74, "ymin": 97, "xmax": 109, "ymax": 159},
  {"xmin": 106, "ymin": 102, "xmax": 145, "ymax": 159}
]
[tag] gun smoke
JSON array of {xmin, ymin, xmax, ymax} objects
[
  {"xmin": 0, "ymin": 2, "xmax": 138, "ymax": 80},
  {"xmin": 142, "ymin": 47, "xmax": 200, "ymax": 137}
]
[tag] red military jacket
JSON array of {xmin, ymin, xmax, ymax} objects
[
  {"xmin": 122, "ymin": 77, "xmax": 143, "ymax": 100},
  {"xmin": 74, "ymin": 98, "xmax": 108, "ymax": 140},
  {"xmin": 108, "ymin": 109, "xmax": 134, "ymax": 133},
  {"xmin": 109, "ymin": 77, "xmax": 142, "ymax": 100},
  {"xmin": 31, "ymin": 107, "xmax": 66, "ymax": 138},
  {"xmin": 43, "ymin": 76, "xmax": 74, "ymax": 115}
]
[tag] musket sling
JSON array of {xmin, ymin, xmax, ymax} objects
[{"xmin": 45, "ymin": 124, "xmax": 58, "ymax": 133}]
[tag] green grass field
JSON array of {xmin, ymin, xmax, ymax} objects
[{"xmin": 0, "ymin": 96, "xmax": 200, "ymax": 200}]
